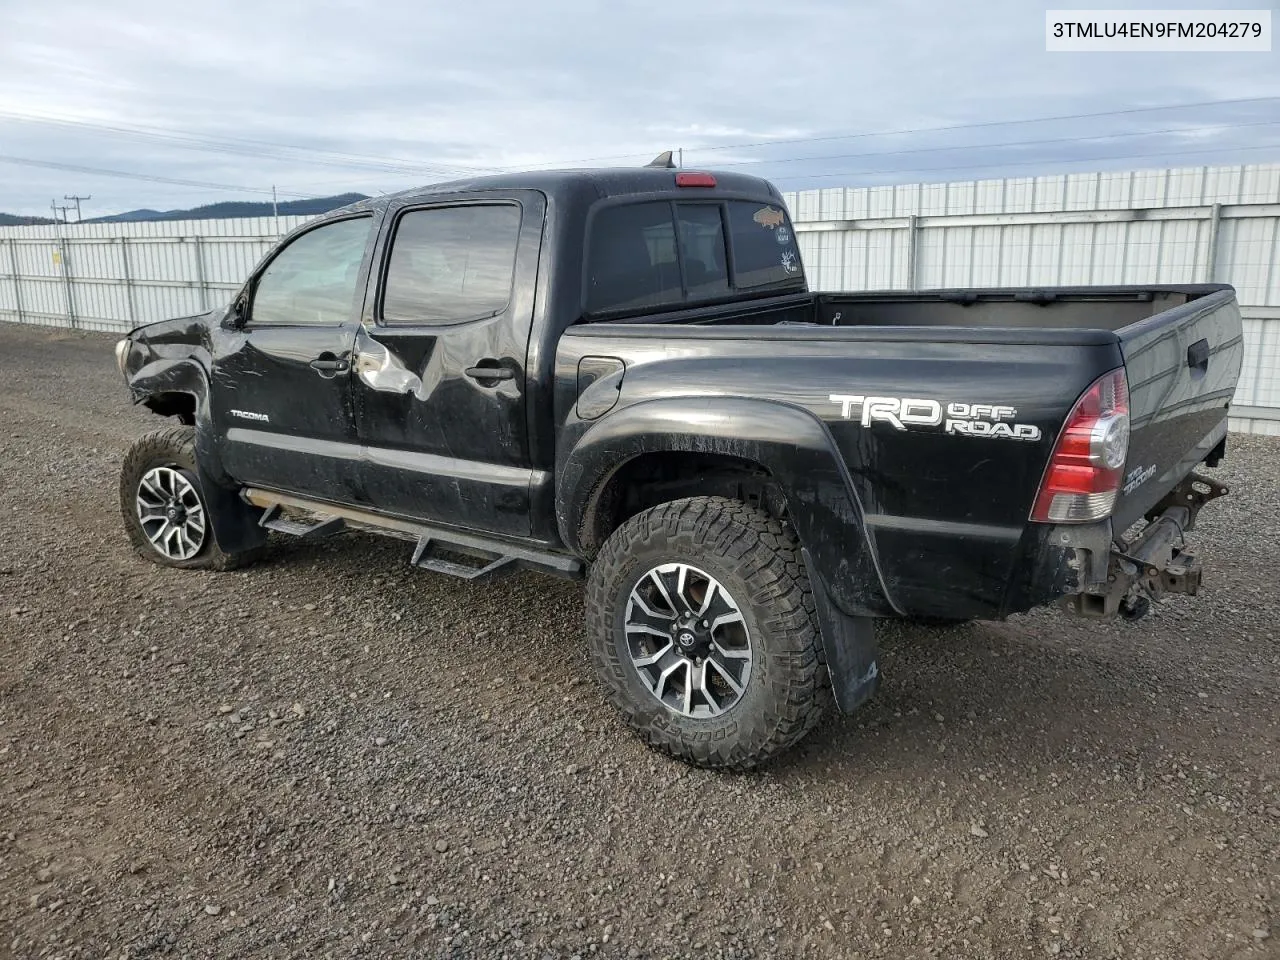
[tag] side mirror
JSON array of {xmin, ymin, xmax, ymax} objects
[{"xmin": 224, "ymin": 293, "xmax": 249, "ymax": 329}]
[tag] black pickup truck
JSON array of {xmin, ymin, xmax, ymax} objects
[{"xmin": 115, "ymin": 164, "xmax": 1243, "ymax": 769}]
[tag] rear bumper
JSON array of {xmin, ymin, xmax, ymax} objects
[
  {"xmin": 855, "ymin": 470, "xmax": 1228, "ymax": 622},
  {"xmin": 1058, "ymin": 471, "xmax": 1228, "ymax": 618}
]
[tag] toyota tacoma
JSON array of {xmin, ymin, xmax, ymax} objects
[{"xmin": 114, "ymin": 162, "xmax": 1244, "ymax": 769}]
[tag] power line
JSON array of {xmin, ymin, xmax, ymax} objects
[
  {"xmin": 517, "ymin": 95, "xmax": 1280, "ymax": 169},
  {"xmin": 710, "ymin": 118, "xmax": 1280, "ymax": 169},
  {"xmin": 5, "ymin": 95, "xmax": 1277, "ymax": 194},
  {"xmin": 0, "ymin": 109, "xmax": 493, "ymax": 178},
  {"xmin": 0, "ymin": 154, "xmax": 319, "ymax": 198},
  {"xmin": 767, "ymin": 140, "xmax": 1280, "ymax": 184},
  {"xmin": 693, "ymin": 95, "xmax": 1280, "ymax": 155}
]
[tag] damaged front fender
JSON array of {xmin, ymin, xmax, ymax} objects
[{"xmin": 119, "ymin": 309, "xmax": 267, "ymax": 555}]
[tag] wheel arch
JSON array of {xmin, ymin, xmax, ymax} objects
[
  {"xmin": 557, "ymin": 396, "xmax": 897, "ymax": 618},
  {"xmin": 575, "ymin": 449, "xmax": 784, "ymax": 559},
  {"xmin": 142, "ymin": 390, "xmax": 197, "ymax": 424},
  {"xmin": 126, "ymin": 360, "xmax": 265, "ymax": 554}
]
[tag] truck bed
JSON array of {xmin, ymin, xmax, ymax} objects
[
  {"xmin": 563, "ymin": 282, "xmax": 1243, "ymax": 619},
  {"xmin": 816, "ymin": 286, "xmax": 1207, "ymax": 332},
  {"xmin": 592, "ymin": 284, "xmax": 1226, "ymax": 335}
]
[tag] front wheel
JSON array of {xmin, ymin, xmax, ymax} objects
[
  {"xmin": 585, "ymin": 496, "xmax": 831, "ymax": 770},
  {"xmin": 119, "ymin": 426, "xmax": 259, "ymax": 571}
]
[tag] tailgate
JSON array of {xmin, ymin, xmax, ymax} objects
[{"xmin": 1113, "ymin": 287, "xmax": 1243, "ymax": 529}]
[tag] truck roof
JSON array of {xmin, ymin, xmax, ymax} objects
[{"xmin": 357, "ymin": 167, "xmax": 785, "ymax": 210}]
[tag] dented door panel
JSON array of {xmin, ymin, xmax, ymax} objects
[{"xmin": 351, "ymin": 192, "xmax": 547, "ymax": 537}]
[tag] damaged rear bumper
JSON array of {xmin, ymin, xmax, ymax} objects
[{"xmin": 1060, "ymin": 472, "xmax": 1229, "ymax": 619}]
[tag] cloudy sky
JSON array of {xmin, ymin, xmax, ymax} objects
[{"xmin": 1, "ymin": 0, "xmax": 1277, "ymax": 217}]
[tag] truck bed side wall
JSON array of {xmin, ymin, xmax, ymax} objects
[
  {"xmin": 555, "ymin": 326, "xmax": 1124, "ymax": 620},
  {"xmin": 1111, "ymin": 289, "xmax": 1244, "ymax": 529}
]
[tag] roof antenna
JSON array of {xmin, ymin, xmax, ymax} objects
[{"xmin": 646, "ymin": 150, "xmax": 676, "ymax": 169}]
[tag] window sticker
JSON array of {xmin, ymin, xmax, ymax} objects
[{"xmin": 752, "ymin": 206, "xmax": 785, "ymax": 228}]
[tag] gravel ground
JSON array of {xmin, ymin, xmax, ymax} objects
[{"xmin": 1, "ymin": 323, "xmax": 1278, "ymax": 960}]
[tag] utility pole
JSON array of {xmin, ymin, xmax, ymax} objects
[
  {"xmin": 49, "ymin": 200, "xmax": 76, "ymax": 327},
  {"xmin": 677, "ymin": 148, "xmax": 683, "ymax": 169},
  {"xmin": 272, "ymin": 185, "xmax": 280, "ymax": 237},
  {"xmin": 64, "ymin": 194, "xmax": 91, "ymax": 222}
]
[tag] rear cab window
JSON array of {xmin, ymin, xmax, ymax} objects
[
  {"xmin": 724, "ymin": 200, "xmax": 802, "ymax": 289},
  {"xmin": 585, "ymin": 198, "xmax": 802, "ymax": 316}
]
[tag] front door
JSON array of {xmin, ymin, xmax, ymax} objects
[
  {"xmin": 351, "ymin": 194, "xmax": 545, "ymax": 537},
  {"xmin": 211, "ymin": 214, "xmax": 376, "ymax": 502}
]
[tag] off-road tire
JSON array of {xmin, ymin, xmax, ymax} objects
[
  {"xmin": 120, "ymin": 426, "xmax": 260, "ymax": 571},
  {"xmin": 585, "ymin": 496, "xmax": 831, "ymax": 770}
]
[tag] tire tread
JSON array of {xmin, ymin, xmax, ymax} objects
[
  {"xmin": 119, "ymin": 425, "xmax": 260, "ymax": 572},
  {"xmin": 585, "ymin": 496, "xmax": 831, "ymax": 770}
]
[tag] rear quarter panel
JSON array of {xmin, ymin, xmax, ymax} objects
[{"xmin": 557, "ymin": 325, "xmax": 1124, "ymax": 619}]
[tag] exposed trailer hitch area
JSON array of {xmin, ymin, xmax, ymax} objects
[{"xmin": 1063, "ymin": 472, "xmax": 1228, "ymax": 619}]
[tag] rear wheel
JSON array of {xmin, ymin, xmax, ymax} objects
[
  {"xmin": 585, "ymin": 496, "xmax": 830, "ymax": 770},
  {"xmin": 119, "ymin": 426, "xmax": 259, "ymax": 571}
]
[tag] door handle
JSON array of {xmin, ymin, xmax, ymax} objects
[
  {"xmin": 310, "ymin": 355, "xmax": 350, "ymax": 377},
  {"xmin": 464, "ymin": 364, "xmax": 515, "ymax": 383}
]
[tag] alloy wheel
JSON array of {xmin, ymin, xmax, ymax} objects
[
  {"xmin": 135, "ymin": 466, "xmax": 207, "ymax": 561},
  {"xmin": 623, "ymin": 562, "xmax": 753, "ymax": 718}
]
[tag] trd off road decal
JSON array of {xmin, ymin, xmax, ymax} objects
[{"xmin": 829, "ymin": 394, "xmax": 1042, "ymax": 441}]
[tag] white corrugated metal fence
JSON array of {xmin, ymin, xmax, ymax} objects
[
  {"xmin": 1, "ymin": 162, "xmax": 1278, "ymax": 432},
  {"xmin": 782, "ymin": 163, "xmax": 1280, "ymax": 436},
  {"xmin": 0, "ymin": 215, "xmax": 312, "ymax": 335}
]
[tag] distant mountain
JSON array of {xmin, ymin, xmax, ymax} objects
[
  {"xmin": 0, "ymin": 193, "xmax": 369, "ymax": 226},
  {"xmin": 0, "ymin": 213, "xmax": 57, "ymax": 226},
  {"xmin": 84, "ymin": 193, "xmax": 369, "ymax": 223}
]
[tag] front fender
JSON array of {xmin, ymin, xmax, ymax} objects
[
  {"xmin": 556, "ymin": 396, "xmax": 898, "ymax": 618},
  {"xmin": 129, "ymin": 357, "xmax": 220, "ymax": 476},
  {"xmin": 126, "ymin": 356, "xmax": 266, "ymax": 555}
]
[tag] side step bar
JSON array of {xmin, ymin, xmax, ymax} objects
[
  {"xmin": 259, "ymin": 503, "xmax": 346, "ymax": 539},
  {"xmin": 242, "ymin": 488, "xmax": 584, "ymax": 582}
]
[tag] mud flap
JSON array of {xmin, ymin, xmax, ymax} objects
[
  {"xmin": 190, "ymin": 415, "xmax": 268, "ymax": 556},
  {"xmin": 804, "ymin": 549, "xmax": 881, "ymax": 714},
  {"xmin": 196, "ymin": 458, "xmax": 267, "ymax": 555}
]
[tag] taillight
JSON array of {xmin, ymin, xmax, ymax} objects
[{"xmin": 1030, "ymin": 368, "xmax": 1130, "ymax": 523}]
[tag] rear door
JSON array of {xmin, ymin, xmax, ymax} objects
[
  {"xmin": 1113, "ymin": 287, "xmax": 1244, "ymax": 527},
  {"xmin": 210, "ymin": 214, "xmax": 376, "ymax": 502},
  {"xmin": 351, "ymin": 191, "xmax": 546, "ymax": 537}
]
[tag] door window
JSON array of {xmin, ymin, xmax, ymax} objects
[
  {"xmin": 382, "ymin": 204, "xmax": 522, "ymax": 324},
  {"xmin": 250, "ymin": 216, "xmax": 372, "ymax": 326}
]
